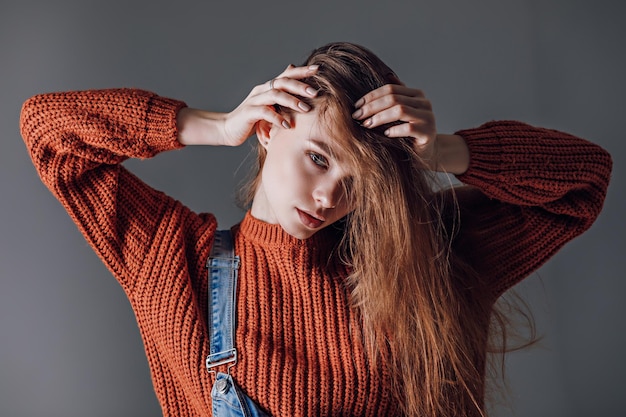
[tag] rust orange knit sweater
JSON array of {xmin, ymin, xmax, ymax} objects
[{"xmin": 20, "ymin": 89, "xmax": 612, "ymax": 417}]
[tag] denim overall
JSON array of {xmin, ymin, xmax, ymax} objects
[{"xmin": 206, "ymin": 230, "xmax": 269, "ymax": 417}]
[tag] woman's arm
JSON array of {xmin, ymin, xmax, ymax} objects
[
  {"xmin": 432, "ymin": 133, "xmax": 470, "ymax": 175},
  {"xmin": 20, "ymin": 66, "xmax": 320, "ymax": 294},
  {"xmin": 352, "ymin": 84, "xmax": 612, "ymax": 299},
  {"xmin": 176, "ymin": 108, "xmax": 227, "ymax": 146},
  {"xmin": 450, "ymin": 121, "xmax": 612, "ymax": 299},
  {"xmin": 19, "ymin": 88, "xmax": 210, "ymax": 294}
]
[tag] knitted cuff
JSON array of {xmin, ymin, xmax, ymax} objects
[
  {"xmin": 143, "ymin": 94, "xmax": 188, "ymax": 155},
  {"xmin": 453, "ymin": 120, "xmax": 508, "ymax": 195}
]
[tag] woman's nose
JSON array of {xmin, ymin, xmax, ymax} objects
[{"xmin": 313, "ymin": 182, "xmax": 341, "ymax": 209}]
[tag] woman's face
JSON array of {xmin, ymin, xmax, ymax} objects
[{"xmin": 251, "ymin": 108, "xmax": 353, "ymax": 239}]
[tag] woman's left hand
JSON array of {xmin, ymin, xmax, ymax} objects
[{"xmin": 352, "ymin": 83, "xmax": 437, "ymax": 164}]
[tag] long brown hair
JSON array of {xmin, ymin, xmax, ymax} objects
[{"xmin": 239, "ymin": 42, "xmax": 527, "ymax": 417}]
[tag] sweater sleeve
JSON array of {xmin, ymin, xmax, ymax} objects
[
  {"xmin": 449, "ymin": 120, "xmax": 612, "ymax": 299},
  {"xmin": 19, "ymin": 88, "xmax": 215, "ymax": 295}
]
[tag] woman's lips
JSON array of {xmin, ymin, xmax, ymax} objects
[{"xmin": 297, "ymin": 208, "xmax": 324, "ymax": 229}]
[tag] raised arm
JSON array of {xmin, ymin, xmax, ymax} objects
[
  {"xmin": 19, "ymin": 88, "xmax": 204, "ymax": 294},
  {"xmin": 351, "ymin": 84, "xmax": 612, "ymax": 299},
  {"xmin": 20, "ymin": 65, "xmax": 321, "ymax": 294},
  {"xmin": 451, "ymin": 121, "xmax": 612, "ymax": 299}
]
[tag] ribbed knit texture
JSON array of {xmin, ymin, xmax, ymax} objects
[{"xmin": 20, "ymin": 89, "xmax": 612, "ymax": 417}]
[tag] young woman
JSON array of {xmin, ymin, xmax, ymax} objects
[{"xmin": 20, "ymin": 42, "xmax": 612, "ymax": 417}]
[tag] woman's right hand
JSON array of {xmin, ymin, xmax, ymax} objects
[
  {"xmin": 221, "ymin": 64, "xmax": 320, "ymax": 146},
  {"xmin": 177, "ymin": 65, "xmax": 319, "ymax": 146}
]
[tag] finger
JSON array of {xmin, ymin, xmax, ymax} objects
[
  {"xmin": 277, "ymin": 64, "xmax": 320, "ymax": 80},
  {"xmin": 354, "ymin": 84, "xmax": 425, "ymax": 108},
  {"xmin": 254, "ymin": 105, "xmax": 292, "ymax": 129},
  {"xmin": 383, "ymin": 120, "xmax": 435, "ymax": 145},
  {"xmin": 250, "ymin": 88, "xmax": 313, "ymax": 113},
  {"xmin": 360, "ymin": 105, "xmax": 433, "ymax": 130},
  {"xmin": 250, "ymin": 64, "xmax": 320, "ymax": 97},
  {"xmin": 353, "ymin": 95, "xmax": 431, "ymax": 121},
  {"xmin": 269, "ymin": 76, "xmax": 319, "ymax": 98}
]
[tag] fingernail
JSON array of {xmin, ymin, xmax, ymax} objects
[
  {"xmin": 298, "ymin": 102, "xmax": 311, "ymax": 112},
  {"xmin": 352, "ymin": 109, "xmax": 363, "ymax": 119},
  {"xmin": 308, "ymin": 65, "xmax": 319, "ymax": 71},
  {"xmin": 354, "ymin": 98, "xmax": 364, "ymax": 108},
  {"xmin": 384, "ymin": 129, "xmax": 390, "ymax": 136},
  {"xmin": 363, "ymin": 118, "xmax": 372, "ymax": 127},
  {"xmin": 305, "ymin": 87, "xmax": 318, "ymax": 96},
  {"xmin": 282, "ymin": 120, "xmax": 291, "ymax": 129}
]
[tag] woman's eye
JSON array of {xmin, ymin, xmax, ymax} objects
[{"xmin": 308, "ymin": 152, "xmax": 329, "ymax": 168}]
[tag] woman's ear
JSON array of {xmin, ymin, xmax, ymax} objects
[
  {"xmin": 256, "ymin": 112, "xmax": 293, "ymax": 149},
  {"xmin": 256, "ymin": 119, "xmax": 273, "ymax": 149}
]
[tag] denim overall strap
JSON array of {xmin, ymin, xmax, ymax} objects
[
  {"xmin": 211, "ymin": 372, "xmax": 270, "ymax": 417},
  {"xmin": 206, "ymin": 230, "xmax": 240, "ymax": 371},
  {"xmin": 206, "ymin": 230, "xmax": 270, "ymax": 417}
]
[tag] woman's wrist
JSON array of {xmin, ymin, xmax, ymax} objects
[
  {"xmin": 176, "ymin": 107, "xmax": 228, "ymax": 146},
  {"xmin": 432, "ymin": 134, "xmax": 470, "ymax": 175}
]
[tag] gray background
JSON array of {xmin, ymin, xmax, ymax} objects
[{"xmin": 1, "ymin": 1, "xmax": 624, "ymax": 416}]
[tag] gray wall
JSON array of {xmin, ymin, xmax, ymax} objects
[{"xmin": 1, "ymin": 1, "xmax": 624, "ymax": 416}]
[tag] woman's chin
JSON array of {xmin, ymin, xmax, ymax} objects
[
  {"xmin": 281, "ymin": 220, "xmax": 319, "ymax": 240},
  {"xmin": 284, "ymin": 227, "xmax": 316, "ymax": 240}
]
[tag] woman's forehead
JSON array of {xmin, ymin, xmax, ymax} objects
[{"xmin": 296, "ymin": 107, "xmax": 350, "ymax": 154}]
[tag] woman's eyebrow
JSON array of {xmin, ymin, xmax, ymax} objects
[{"xmin": 309, "ymin": 138, "xmax": 338, "ymax": 159}]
